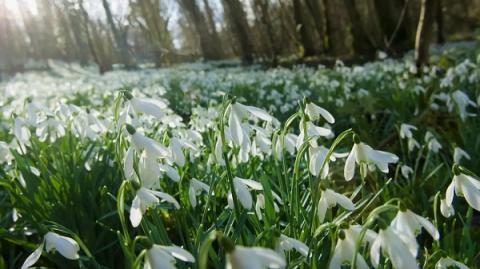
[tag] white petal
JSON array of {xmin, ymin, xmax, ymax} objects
[
  {"xmin": 344, "ymin": 147, "xmax": 356, "ymax": 181},
  {"xmin": 332, "ymin": 192, "xmax": 355, "ymax": 211},
  {"xmin": 159, "ymin": 246, "xmax": 195, "ymax": 263},
  {"xmin": 229, "ymin": 112, "xmax": 244, "ymax": 146},
  {"xmin": 370, "ymin": 233, "xmax": 382, "ymax": 267},
  {"xmin": 446, "ymin": 180, "xmax": 456, "ymax": 206},
  {"xmin": 233, "ymin": 178, "xmax": 253, "ymax": 209},
  {"xmin": 317, "ymin": 197, "xmax": 328, "ymax": 223},
  {"xmin": 235, "ymin": 177, "xmax": 263, "ymax": 190},
  {"xmin": 44, "ymin": 232, "xmax": 80, "ymax": 260},
  {"xmin": 460, "ymin": 176, "xmax": 480, "ymax": 211},
  {"xmin": 150, "ymin": 190, "xmax": 181, "ymax": 209},
  {"xmin": 21, "ymin": 242, "xmax": 44, "ymax": 269},
  {"xmin": 130, "ymin": 196, "xmax": 143, "ymax": 227},
  {"xmin": 416, "ymin": 215, "xmax": 440, "ymax": 240}
]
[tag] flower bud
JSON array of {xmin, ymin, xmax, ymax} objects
[{"xmin": 125, "ymin": 124, "xmax": 136, "ymax": 135}]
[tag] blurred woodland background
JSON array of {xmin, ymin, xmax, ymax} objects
[{"xmin": 0, "ymin": 0, "xmax": 479, "ymax": 73}]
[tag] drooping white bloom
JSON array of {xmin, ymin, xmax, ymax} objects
[
  {"xmin": 445, "ymin": 171, "xmax": 480, "ymax": 211},
  {"xmin": 226, "ymin": 246, "xmax": 286, "ymax": 269},
  {"xmin": 170, "ymin": 137, "xmax": 185, "ymax": 167},
  {"xmin": 305, "ymin": 102, "xmax": 335, "ymax": 123},
  {"xmin": 453, "ymin": 147, "xmax": 471, "ymax": 163},
  {"xmin": 13, "ymin": 117, "xmax": 31, "ymax": 153},
  {"xmin": 128, "ymin": 95, "xmax": 167, "ymax": 120},
  {"xmin": 450, "ymin": 90, "xmax": 476, "ymax": 121},
  {"xmin": 21, "ymin": 232, "xmax": 80, "ymax": 269},
  {"xmin": 144, "ymin": 244, "xmax": 195, "ymax": 269},
  {"xmin": 309, "ymin": 146, "xmax": 333, "ymax": 178},
  {"xmin": 0, "ymin": 141, "xmax": 13, "ymax": 164},
  {"xmin": 399, "ymin": 124, "xmax": 417, "ymax": 139},
  {"xmin": 401, "ymin": 165, "xmax": 414, "ymax": 179},
  {"xmin": 228, "ymin": 177, "xmax": 263, "ymax": 210},
  {"xmin": 35, "ymin": 117, "xmax": 66, "ymax": 142},
  {"xmin": 126, "ymin": 125, "xmax": 170, "ymax": 160},
  {"xmin": 329, "ymin": 225, "xmax": 377, "ymax": 269},
  {"xmin": 440, "ymin": 199, "xmax": 455, "ymax": 218},
  {"xmin": 425, "ymin": 132, "xmax": 442, "ymax": 153},
  {"xmin": 276, "ymin": 234, "xmax": 309, "ymax": 257},
  {"xmin": 255, "ymin": 193, "xmax": 282, "ymax": 220},
  {"xmin": 159, "ymin": 164, "xmax": 181, "ymax": 182},
  {"xmin": 344, "ymin": 141, "xmax": 399, "ymax": 181},
  {"xmin": 317, "ymin": 188, "xmax": 355, "ymax": 223},
  {"xmin": 130, "ymin": 187, "xmax": 180, "ymax": 227},
  {"xmin": 390, "ymin": 209, "xmax": 440, "ymax": 256},
  {"xmin": 370, "ymin": 226, "xmax": 419, "ymax": 269},
  {"xmin": 188, "ymin": 178, "xmax": 210, "ymax": 207},
  {"xmin": 435, "ymin": 256, "xmax": 469, "ymax": 269},
  {"xmin": 296, "ymin": 121, "xmax": 333, "ymax": 149}
]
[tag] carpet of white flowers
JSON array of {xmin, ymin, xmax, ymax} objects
[{"xmin": 1, "ymin": 50, "xmax": 479, "ymax": 269}]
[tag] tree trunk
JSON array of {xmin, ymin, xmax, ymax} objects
[
  {"xmin": 324, "ymin": 0, "xmax": 351, "ymax": 56},
  {"xmin": 343, "ymin": 0, "xmax": 376, "ymax": 57},
  {"xmin": 292, "ymin": 0, "xmax": 319, "ymax": 57},
  {"xmin": 222, "ymin": 0, "xmax": 255, "ymax": 64},
  {"xmin": 101, "ymin": 0, "xmax": 137, "ymax": 68},
  {"xmin": 179, "ymin": 0, "xmax": 222, "ymax": 60},
  {"xmin": 415, "ymin": 0, "xmax": 437, "ymax": 70}
]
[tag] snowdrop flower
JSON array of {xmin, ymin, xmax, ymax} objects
[
  {"xmin": 435, "ymin": 256, "xmax": 469, "ymax": 269},
  {"xmin": 446, "ymin": 167, "xmax": 480, "ymax": 211},
  {"xmin": 0, "ymin": 141, "xmax": 13, "ymax": 164},
  {"xmin": 13, "ymin": 117, "xmax": 31, "ymax": 153},
  {"xmin": 144, "ymin": 243, "xmax": 195, "ymax": 269},
  {"xmin": 317, "ymin": 186, "xmax": 355, "ymax": 223},
  {"xmin": 329, "ymin": 225, "xmax": 377, "ymax": 269},
  {"xmin": 451, "ymin": 90, "xmax": 476, "ymax": 121},
  {"xmin": 124, "ymin": 91, "xmax": 167, "ymax": 119},
  {"xmin": 255, "ymin": 193, "xmax": 282, "ymax": 220},
  {"xmin": 21, "ymin": 232, "xmax": 80, "ymax": 269},
  {"xmin": 188, "ymin": 178, "xmax": 210, "ymax": 207},
  {"xmin": 228, "ymin": 101, "xmax": 274, "ymax": 150},
  {"xmin": 304, "ymin": 101, "xmax": 335, "ymax": 123},
  {"xmin": 226, "ymin": 245, "xmax": 286, "ymax": 269},
  {"xmin": 170, "ymin": 137, "xmax": 185, "ymax": 167},
  {"xmin": 399, "ymin": 124, "xmax": 417, "ymax": 139},
  {"xmin": 370, "ymin": 226, "xmax": 419, "ymax": 269},
  {"xmin": 297, "ymin": 122, "xmax": 333, "ymax": 149},
  {"xmin": 401, "ymin": 165, "xmax": 414, "ymax": 179},
  {"xmin": 35, "ymin": 117, "xmax": 66, "ymax": 142},
  {"xmin": 344, "ymin": 136, "xmax": 399, "ymax": 181},
  {"xmin": 440, "ymin": 198, "xmax": 455, "ymax": 218},
  {"xmin": 130, "ymin": 186, "xmax": 180, "ymax": 227},
  {"xmin": 126, "ymin": 124, "xmax": 170, "ymax": 158},
  {"xmin": 425, "ymin": 131, "xmax": 442, "ymax": 153},
  {"xmin": 309, "ymin": 146, "xmax": 335, "ymax": 178},
  {"xmin": 159, "ymin": 164, "xmax": 181, "ymax": 182},
  {"xmin": 454, "ymin": 147, "xmax": 470, "ymax": 163},
  {"xmin": 390, "ymin": 207, "xmax": 439, "ymax": 256},
  {"xmin": 228, "ymin": 177, "xmax": 263, "ymax": 210},
  {"xmin": 276, "ymin": 234, "xmax": 309, "ymax": 257}
]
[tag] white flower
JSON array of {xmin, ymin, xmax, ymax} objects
[
  {"xmin": 129, "ymin": 95, "xmax": 167, "ymax": 119},
  {"xmin": 276, "ymin": 234, "xmax": 309, "ymax": 257},
  {"xmin": 370, "ymin": 226, "xmax": 419, "ymax": 269},
  {"xmin": 390, "ymin": 209, "xmax": 440, "ymax": 256},
  {"xmin": 130, "ymin": 187, "xmax": 180, "ymax": 227},
  {"xmin": 317, "ymin": 188, "xmax": 355, "ymax": 223},
  {"xmin": 0, "ymin": 141, "xmax": 13, "ymax": 164},
  {"xmin": 440, "ymin": 198, "xmax": 455, "ymax": 218},
  {"xmin": 399, "ymin": 124, "xmax": 417, "ymax": 139},
  {"xmin": 425, "ymin": 132, "xmax": 442, "ymax": 153},
  {"xmin": 454, "ymin": 147, "xmax": 470, "ymax": 163},
  {"xmin": 127, "ymin": 125, "xmax": 170, "ymax": 159},
  {"xmin": 188, "ymin": 178, "xmax": 210, "ymax": 207},
  {"xmin": 450, "ymin": 90, "xmax": 476, "ymax": 121},
  {"xmin": 226, "ymin": 246, "xmax": 286, "ymax": 269},
  {"xmin": 309, "ymin": 146, "xmax": 333, "ymax": 178},
  {"xmin": 144, "ymin": 244, "xmax": 195, "ymax": 269},
  {"xmin": 305, "ymin": 102, "xmax": 335, "ymax": 123},
  {"xmin": 435, "ymin": 257, "xmax": 469, "ymax": 269},
  {"xmin": 35, "ymin": 117, "xmax": 66, "ymax": 143},
  {"xmin": 255, "ymin": 193, "xmax": 282, "ymax": 220},
  {"xmin": 228, "ymin": 177, "xmax": 263, "ymax": 210},
  {"xmin": 329, "ymin": 225, "xmax": 376, "ymax": 269},
  {"xmin": 401, "ymin": 165, "xmax": 414, "ymax": 179},
  {"xmin": 170, "ymin": 137, "xmax": 185, "ymax": 167},
  {"xmin": 21, "ymin": 232, "xmax": 80, "ymax": 269},
  {"xmin": 344, "ymin": 141, "xmax": 399, "ymax": 181},
  {"xmin": 446, "ymin": 171, "xmax": 480, "ymax": 211}
]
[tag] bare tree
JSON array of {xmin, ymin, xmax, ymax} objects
[
  {"xmin": 178, "ymin": 0, "xmax": 223, "ymax": 60},
  {"xmin": 221, "ymin": 0, "xmax": 255, "ymax": 64},
  {"xmin": 415, "ymin": 0, "xmax": 437, "ymax": 70},
  {"xmin": 101, "ymin": 0, "xmax": 137, "ymax": 68}
]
